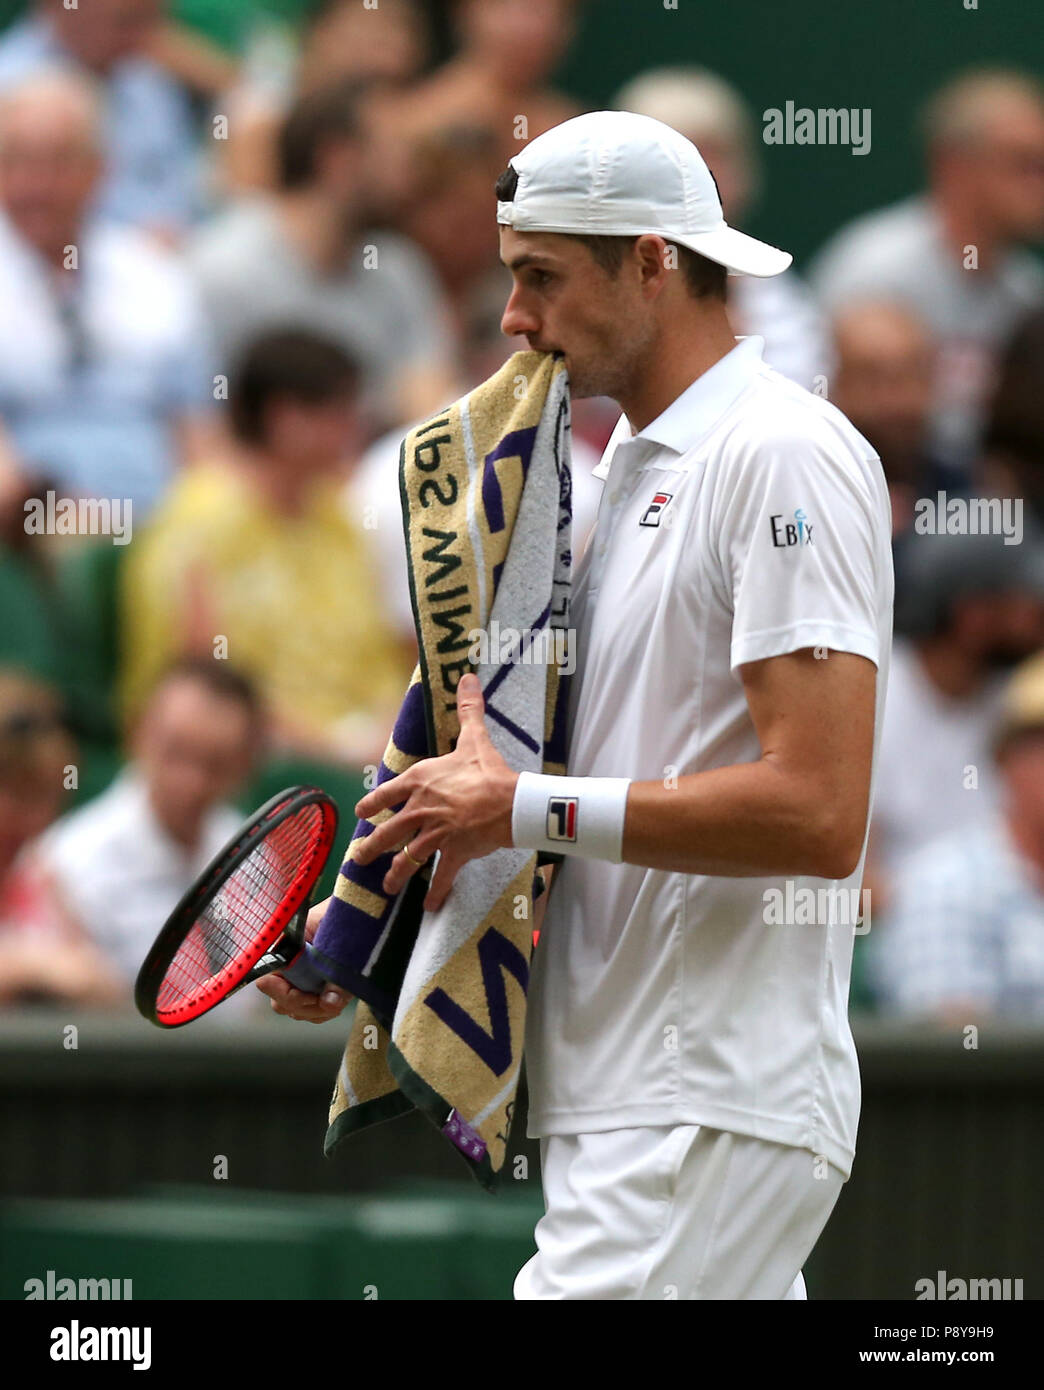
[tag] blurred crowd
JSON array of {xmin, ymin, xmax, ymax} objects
[{"xmin": 0, "ymin": 0, "xmax": 1041, "ymax": 1025}]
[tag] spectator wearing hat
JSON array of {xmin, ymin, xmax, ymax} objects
[{"xmin": 869, "ymin": 650, "xmax": 1044, "ymax": 1022}]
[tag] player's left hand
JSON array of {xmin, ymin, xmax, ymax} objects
[
  {"xmin": 353, "ymin": 672, "xmax": 518, "ymax": 912},
  {"xmin": 256, "ymin": 898, "xmax": 352, "ymax": 1022}
]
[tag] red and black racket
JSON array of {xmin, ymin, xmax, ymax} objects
[{"xmin": 135, "ymin": 786, "xmax": 339, "ymax": 1028}]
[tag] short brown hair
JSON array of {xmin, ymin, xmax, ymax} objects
[
  {"xmin": 152, "ymin": 657, "xmax": 264, "ymax": 735},
  {"xmin": 277, "ymin": 78, "xmax": 362, "ymax": 191},
  {"xmin": 573, "ymin": 233, "xmax": 727, "ymax": 300},
  {"xmin": 228, "ymin": 329, "xmax": 360, "ymax": 446}
]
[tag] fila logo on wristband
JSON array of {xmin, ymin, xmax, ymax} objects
[
  {"xmin": 513, "ymin": 772, "xmax": 630, "ymax": 862},
  {"xmin": 546, "ymin": 796, "xmax": 578, "ymax": 842},
  {"xmin": 639, "ymin": 491, "xmax": 672, "ymax": 527}
]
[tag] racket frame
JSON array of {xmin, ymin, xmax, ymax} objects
[{"xmin": 134, "ymin": 785, "xmax": 338, "ymax": 1028}]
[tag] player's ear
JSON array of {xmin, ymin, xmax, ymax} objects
[{"xmin": 634, "ymin": 235, "xmax": 671, "ymax": 296}]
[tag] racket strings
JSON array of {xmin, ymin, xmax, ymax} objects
[{"xmin": 156, "ymin": 803, "xmax": 326, "ymax": 1013}]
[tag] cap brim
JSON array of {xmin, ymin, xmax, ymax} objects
[{"xmin": 674, "ymin": 225, "xmax": 793, "ymax": 277}]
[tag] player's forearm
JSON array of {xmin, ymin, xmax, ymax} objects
[{"xmin": 622, "ymin": 759, "xmax": 867, "ymax": 880}]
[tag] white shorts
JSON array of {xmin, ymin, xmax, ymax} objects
[{"xmin": 513, "ymin": 1124, "xmax": 845, "ymax": 1300}]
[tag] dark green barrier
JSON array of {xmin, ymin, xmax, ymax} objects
[
  {"xmin": 1, "ymin": 1185, "xmax": 541, "ymax": 1300},
  {"xmin": 2, "ymin": 1011, "xmax": 1042, "ymax": 1298}
]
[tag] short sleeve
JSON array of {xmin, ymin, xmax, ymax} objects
[{"xmin": 716, "ymin": 424, "xmax": 886, "ymax": 672}]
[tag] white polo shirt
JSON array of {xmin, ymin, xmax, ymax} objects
[{"xmin": 524, "ymin": 336, "xmax": 893, "ymax": 1179}]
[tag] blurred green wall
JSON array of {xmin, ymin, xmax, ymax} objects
[{"xmin": 557, "ymin": 0, "xmax": 1043, "ymax": 265}]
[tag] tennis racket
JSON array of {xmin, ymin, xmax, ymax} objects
[{"xmin": 135, "ymin": 785, "xmax": 339, "ymax": 1028}]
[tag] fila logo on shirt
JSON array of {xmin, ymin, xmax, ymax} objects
[
  {"xmin": 770, "ymin": 508, "xmax": 814, "ymax": 547},
  {"xmin": 639, "ymin": 491, "xmax": 673, "ymax": 527},
  {"xmin": 546, "ymin": 796, "xmax": 578, "ymax": 842}
]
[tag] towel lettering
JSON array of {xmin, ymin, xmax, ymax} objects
[
  {"xmin": 419, "ymin": 528, "xmax": 474, "ymax": 708},
  {"xmin": 412, "ymin": 423, "xmax": 459, "ymax": 508},
  {"xmin": 440, "ymin": 659, "xmax": 471, "ymax": 695},
  {"xmin": 419, "ymin": 475, "xmax": 458, "ymax": 508},
  {"xmin": 432, "ymin": 606, "xmax": 473, "ymax": 655},
  {"xmin": 412, "ymin": 432, "xmax": 453, "ymax": 471},
  {"xmin": 424, "ymin": 927, "xmax": 529, "ymax": 1075},
  {"xmin": 421, "ymin": 528, "xmax": 462, "ymax": 588}
]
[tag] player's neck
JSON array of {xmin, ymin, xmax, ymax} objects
[{"xmin": 618, "ymin": 306, "xmax": 739, "ymax": 434}]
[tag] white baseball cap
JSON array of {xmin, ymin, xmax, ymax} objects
[{"xmin": 496, "ymin": 110, "xmax": 792, "ymax": 277}]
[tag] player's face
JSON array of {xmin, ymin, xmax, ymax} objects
[{"xmin": 498, "ymin": 227, "xmax": 655, "ymax": 400}]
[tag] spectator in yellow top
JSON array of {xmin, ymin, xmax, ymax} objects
[{"xmin": 119, "ymin": 328, "xmax": 413, "ymax": 771}]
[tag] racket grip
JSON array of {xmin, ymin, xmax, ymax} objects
[{"xmin": 279, "ymin": 943, "xmax": 329, "ymax": 994}]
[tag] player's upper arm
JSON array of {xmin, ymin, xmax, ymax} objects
[{"xmin": 738, "ymin": 647, "xmax": 877, "ymax": 880}]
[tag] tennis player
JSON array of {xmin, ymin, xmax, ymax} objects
[{"xmin": 259, "ymin": 111, "xmax": 894, "ymax": 1301}]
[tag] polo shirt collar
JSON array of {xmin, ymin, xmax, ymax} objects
[{"xmin": 592, "ymin": 336, "xmax": 765, "ymax": 479}]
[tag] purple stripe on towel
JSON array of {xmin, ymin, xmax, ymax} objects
[
  {"xmin": 482, "ymin": 426, "xmax": 537, "ymax": 533},
  {"xmin": 442, "ymin": 1109, "xmax": 487, "ymax": 1162}
]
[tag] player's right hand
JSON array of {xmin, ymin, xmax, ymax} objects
[{"xmin": 254, "ymin": 898, "xmax": 353, "ymax": 1023}]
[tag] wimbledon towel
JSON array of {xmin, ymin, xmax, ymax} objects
[{"xmin": 308, "ymin": 350, "xmax": 573, "ymax": 1190}]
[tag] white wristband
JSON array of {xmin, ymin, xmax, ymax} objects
[{"xmin": 511, "ymin": 772, "xmax": 632, "ymax": 863}]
